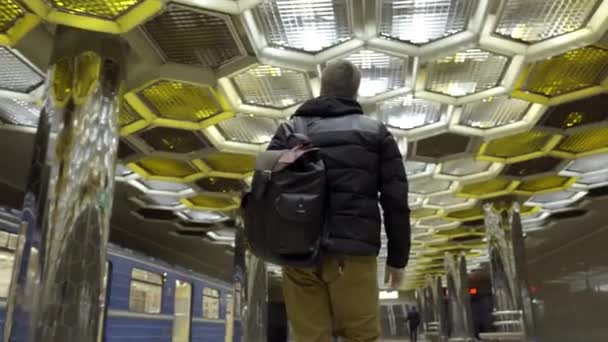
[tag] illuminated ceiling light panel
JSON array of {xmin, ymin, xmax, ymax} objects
[
  {"xmin": 410, "ymin": 177, "xmax": 454, "ymax": 196},
  {"xmin": 553, "ymin": 127, "xmax": 608, "ymax": 157},
  {"xmin": 518, "ymin": 47, "xmax": 608, "ymax": 98},
  {"xmin": 493, "ymin": 0, "xmax": 600, "ymax": 43},
  {"xmin": 408, "ymin": 194, "xmax": 424, "ymax": 208},
  {"xmin": 539, "ymin": 94, "xmax": 608, "ymax": 133},
  {"xmin": 417, "ymin": 217, "xmax": 459, "ymax": 231},
  {"xmin": 232, "ymin": 65, "xmax": 312, "ymax": 109},
  {"xmin": 439, "ymin": 157, "xmax": 492, "ymax": 177},
  {"xmin": 143, "ymin": 5, "xmax": 245, "ymax": 68},
  {"xmin": 0, "ymin": 97, "xmax": 40, "ymax": 127},
  {"xmin": 139, "ymin": 80, "xmax": 222, "ymax": 122},
  {"xmin": 574, "ymin": 171, "xmax": 608, "ymax": 189},
  {"xmin": 45, "ymin": 0, "xmax": 143, "ymax": 19},
  {"xmin": 136, "ymin": 157, "xmax": 198, "ymax": 178},
  {"xmin": 253, "ymin": 0, "xmax": 352, "ymax": 52},
  {"xmin": 479, "ymin": 131, "xmax": 559, "ymax": 163},
  {"xmin": 138, "ymin": 127, "xmax": 210, "ymax": 154},
  {"xmin": 404, "ymin": 160, "xmax": 435, "ymax": 179},
  {"xmin": 178, "ymin": 209, "xmax": 228, "ymax": 224},
  {"xmin": 374, "ymin": 95, "xmax": 443, "ymax": 130},
  {"xmin": 216, "ymin": 115, "xmax": 279, "ymax": 145},
  {"xmin": 425, "ymin": 194, "xmax": 475, "ymax": 209},
  {"xmin": 411, "ymin": 208, "xmax": 440, "ymax": 219},
  {"xmin": 379, "ymin": 0, "xmax": 478, "ymax": 44},
  {"xmin": 561, "ymin": 154, "xmax": 608, "ymax": 176},
  {"xmin": 207, "ymin": 229, "xmax": 236, "ymax": 242},
  {"xmin": 527, "ymin": 190, "xmax": 587, "ymax": 209},
  {"xmin": 203, "ymin": 152, "xmax": 256, "ymax": 174},
  {"xmin": 196, "ymin": 177, "xmax": 246, "ymax": 193},
  {"xmin": 459, "ymin": 96, "xmax": 530, "ymax": 129},
  {"xmin": 515, "ymin": 175, "xmax": 576, "ymax": 195},
  {"xmin": 135, "ymin": 194, "xmax": 182, "ymax": 208},
  {"xmin": 343, "ymin": 50, "xmax": 410, "ymax": 97},
  {"xmin": 425, "ymin": 49, "xmax": 509, "ymax": 97},
  {"xmin": 187, "ymin": 194, "xmax": 237, "ymax": 210},
  {"xmin": 134, "ymin": 179, "xmax": 191, "ymax": 193},
  {"xmin": 0, "ymin": 47, "xmax": 44, "ymax": 93}
]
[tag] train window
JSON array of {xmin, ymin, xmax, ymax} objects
[
  {"xmin": 202, "ymin": 287, "xmax": 220, "ymax": 319},
  {"xmin": 0, "ymin": 231, "xmax": 18, "ymax": 298},
  {"xmin": 129, "ymin": 268, "xmax": 163, "ymax": 314}
]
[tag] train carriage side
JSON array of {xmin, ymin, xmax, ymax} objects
[{"xmin": 0, "ymin": 207, "xmax": 239, "ymax": 342}]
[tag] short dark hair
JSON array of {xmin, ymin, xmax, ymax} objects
[{"xmin": 320, "ymin": 60, "xmax": 361, "ymax": 99}]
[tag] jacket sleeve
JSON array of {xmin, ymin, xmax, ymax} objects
[
  {"xmin": 267, "ymin": 122, "xmax": 293, "ymax": 151},
  {"xmin": 378, "ymin": 124, "xmax": 411, "ymax": 269}
]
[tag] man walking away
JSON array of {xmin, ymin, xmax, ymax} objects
[
  {"xmin": 267, "ymin": 60, "xmax": 411, "ymax": 342},
  {"xmin": 406, "ymin": 307, "xmax": 421, "ymax": 342}
]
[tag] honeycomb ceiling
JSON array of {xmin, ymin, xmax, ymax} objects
[{"xmin": 1, "ymin": 0, "xmax": 608, "ymax": 290}]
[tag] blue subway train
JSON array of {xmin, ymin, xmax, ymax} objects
[{"xmin": 0, "ymin": 208, "xmax": 241, "ymax": 342}]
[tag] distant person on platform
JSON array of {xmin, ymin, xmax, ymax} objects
[
  {"xmin": 406, "ymin": 306, "xmax": 421, "ymax": 342},
  {"xmin": 267, "ymin": 60, "xmax": 411, "ymax": 342}
]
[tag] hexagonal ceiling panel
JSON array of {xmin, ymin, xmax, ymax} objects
[
  {"xmin": 493, "ymin": 0, "xmax": 600, "ymax": 43},
  {"xmin": 342, "ymin": 49, "xmax": 412, "ymax": 97},
  {"xmin": 502, "ymin": 157, "xmax": 565, "ymax": 179},
  {"xmin": 253, "ymin": 0, "xmax": 353, "ymax": 53},
  {"xmin": 516, "ymin": 46, "xmax": 608, "ymax": 99},
  {"xmin": 374, "ymin": 95, "xmax": 444, "ymax": 131},
  {"xmin": 410, "ymin": 133, "xmax": 474, "ymax": 161},
  {"xmin": 139, "ymin": 80, "xmax": 223, "ymax": 122},
  {"xmin": 232, "ymin": 65, "xmax": 312, "ymax": 108},
  {"xmin": 458, "ymin": 96, "xmax": 530, "ymax": 129},
  {"xmin": 379, "ymin": 0, "xmax": 477, "ymax": 44},
  {"xmin": 479, "ymin": 131, "xmax": 560, "ymax": 163},
  {"xmin": 143, "ymin": 4, "xmax": 246, "ymax": 68},
  {"xmin": 538, "ymin": 94, "xmax": 608, "ymax": 133},
  {"xmin": 424, "ymin": 49, "xmax": 509, "ymax": 97},
  {"xmin": 136, "ymin": 127, "xmax": 211, "ymax": 154}
]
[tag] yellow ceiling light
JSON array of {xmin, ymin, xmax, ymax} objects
[
  {"xmin": 411, "ymin": 208, "xmax": 441, "ymax": 220},
  {"xmin": 26, "ymin": 0, "xmax": 162, "ymax": 34},
  {"xmin": 552, "ymin": 127, "xmax": 608, "ymax": 159},
  {"xmin": 124, "ymin": 79, "xmax": 233, "ymax": 131},
  {"xmin": 458, "ymin": 178, "xmax": 519, "ymax": 199},
  {"xmin": 136, "ymin": 127, "xmax": 211, "ymax": 154},
  {"xmin": 478, "ymin": 131, "xmax": 562, "ymax": 163},
  {"xmin": 515, "ymin": 175, "xmax": 577, "ymax": 195},
  {"xmin": 445, "ymin": 206, "xmax": 485, "ymax": 222},
  {"xmin": 0, "ymin": 1, "xmax": 39, "ymax": 46},
  {"xmin": 433, "ymin": 227, "xmax": 485, "ymax": 239},
  {"xmin": 182, "ymin": 194, "xmax": 239, "ymax": 211},
  {"xmin": 200, "ymin": 152, "xmax": 256, "ymax": 177},
  {"xmin": 513, "ymin": 46, "xmax": 608, "ymax": 104},
  {"xmin": 129, "ymin": 157, "xmax": 202, "ymax": 182}
]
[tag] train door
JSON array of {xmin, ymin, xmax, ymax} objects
[
  {"xmin": 225, "ymin": 293, "xmax": 235, "ymax": 342},
  {"xmin": 172, "ymin": 280, "xmax": 192, "ymax": 342}
]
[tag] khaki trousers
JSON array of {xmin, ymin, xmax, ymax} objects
[{"xmin": 282, "ymin": 255, "xmax": 380, "ymax": 342}]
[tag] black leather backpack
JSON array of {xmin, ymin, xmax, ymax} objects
[{"xmin": 242, "ymin": 118, "xmax": 326, "ymax": 266}]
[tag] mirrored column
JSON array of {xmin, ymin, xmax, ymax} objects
[
  {"xmin": 445, "ymin": 252, "xmax": 475, "ymax": 341},
  {"xmin": 483, "ymin": 202, "xmax": 537, "ymax": 341},
  {"xmin": 3, "ymin": 26, "xmax": 125, "ymax": 342}
]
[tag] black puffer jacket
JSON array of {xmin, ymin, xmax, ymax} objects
[{"xmin": 267, "ymin": 96, "xmax": 411, "ymax": 268}]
